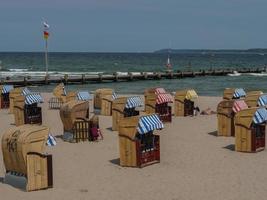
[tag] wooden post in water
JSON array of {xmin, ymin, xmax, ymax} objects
[{"xmin": 81, "ymin": 74, "xmax": 85, "ymax": 84}]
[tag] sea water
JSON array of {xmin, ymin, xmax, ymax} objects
[{"xmin": 0, "ymin": 52, "xmax": 266, "ymax": 96}]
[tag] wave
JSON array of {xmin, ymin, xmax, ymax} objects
[
  {"xmin": 247, "ymin": 73, "xmax": 267, "ymax": 76},
  {"xmin": 9, "ymin": 68, "xmax": 29, "ymax": 72}
]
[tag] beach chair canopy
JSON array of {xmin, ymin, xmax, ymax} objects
[
  {"xmin": 155, "ymin": 88, "xmax": 166, "ymax": 94},
  {"xmin": 1, "ymin": 85, "xmax": 14, "ymax": 94},
  {"xmin": 119, "ymin": 115, "xmax": 164, "ymax": 140},
  {"xmin": 232, "ymin": 100, "xmax": 248, "ymax": 113},
  {"xmin": 77, "ymin": 91, "xmax": 92, "ymax": 101},
  {"xmin": 156, "ymin": 93, "xmax": 173, "ymax": 104},
  {"xmin": 1, "ymin": 125, "xmax": 49, "ymax": 175},
  {"xmin": 223, "ymin": 88, "xmax": 246, "ymax": 99},
  {"xmin": 112, "ymin": 92, "xmax": 118, "ymax": 99},
  {"xmin": 217, "ymin": 100, "xmax": 248, "ymax": 117},
  {"xmin": 235, "ymin": 107, "xmax": 267, "ymax": 129},
  {"xmin": 175, "ymin": 89, "xmax": 198, "ymax": 101},
  {"xmin": 22, "ymin": 87, "xmax": 31, "ymax": 96},
  {"xmin": 125, "ymin": 96, "xmax": 143, "ymax": 109},
  {"xmin": 25, "ymin": 93, "xmax": 44, "ymax": 105},
  {"xmin": 258, "ymin": 94, "xmax": 267, "ymax": 106},
  {"xmin": 137, "ymin": 114, "xmax": 164, "ymax": 134},
  {"xmin": 233, "ymin": 88, "xmax": 246, "ymax": 98}
]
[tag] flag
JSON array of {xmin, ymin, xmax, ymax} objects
[{"xmin": 43, "ymin": 21, "xmax": 49, "ymax": 40}]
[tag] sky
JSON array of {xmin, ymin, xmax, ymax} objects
[{"xmin": 0, "ymin": 0, "xmax": 267, "ymax": 52}]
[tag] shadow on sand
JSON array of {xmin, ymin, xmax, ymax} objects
[
  {"xmin": 208, "ymin": 131, "xmax": 218, "ymax": 137},
  {"xmin": 55, "ymin": 135, "xmax": 63, "ymax": 139},
  {"xmin": 109, "ymin": 158, "xmax": 120, "ymax": 166},
  {"xmin": 223, "ymin": 144, "xmax": 235, "ymax": 151},
  {"xmin": 106, "ymin": 127, "xmax": 113, "ymax": 131},
  {"xmin": 0, "ymin": 177, "xmax": 4, "ymax": 183}
]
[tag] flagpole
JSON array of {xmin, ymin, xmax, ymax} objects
[{"xmin": 45, "ymin": 39, "xmax": 48, "ymax": 77}]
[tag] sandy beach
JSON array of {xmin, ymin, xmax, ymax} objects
[{"xmin": 1, "ymin": 93, "xmax": 267, "ymax": 200}]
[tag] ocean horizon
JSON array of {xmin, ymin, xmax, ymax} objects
[{"xmin": 0, "ymin": 51, "xmax": 266, "ymax": 96}]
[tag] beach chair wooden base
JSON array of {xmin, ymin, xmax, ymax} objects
[
  {"xmin": 1, "ymin": 94, "xmax": 10, "ymax": 109},
  {"xmin": 251, "ymin": 125, "xmax": 265, "ymax": 152},
  {"xmin": 26, "ymin": 153, "xmax": 53, "ymax": 191},
  {"xmin": 217, "ymin": 115, "xmax": 235, "ymax": 137},
  {"xmin": 136, "ymin": 135, "xmax": 160, "ymax": 168},
  {"xmin": 156, "ymin": 104, "xmax": 172, "ymax": 123},
  {"xmin": 63, "ymin": 118, "xmax": 100, "ymax": 143},
  {"xmin": 73, "ymin": 119, "xmax": 92, "ymax": 142},
  {"xmin": 236, "ymin": 124, "xmax": 265, "ymax": 152},
  {"xmin": 5, "ymin": 153, "xmax": 53, "ymax": 192},
  {"xmin": 48, "ymin": 97, "xmax": 64, "ymax": 109},
  {"xmin": 24, "ymin": 105, "xmax": 42, "ymax": 125}
]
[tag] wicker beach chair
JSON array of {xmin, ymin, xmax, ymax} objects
[
  {"xmin": 234, "ymin": 107, "xmax": 267, "ymax": 152},
  {"xmin": 1, "ymin": 125, "xmax": 53, "ymax": 191},
  {"xmin": 0, "ymin": 85, "xmax": 13, "ymax": 109},
  {"xmin": 9, "ymin": 87, "xmax": 26, "ymax": 114},
  {"xmin": 145, "ymin": 88, "xmax": 173, "ymax": 123},
  {"xmin": 118, "ymin": 114, "xmax": 164, "ymax": 167},
  {"xmin": 217, "ymin": 100, "xmax": 248, "ymax": 136},
  {"xmin": 13, "ymin": 92, "xmax": 43, "ymax": 126},
  {"xmin": 112, "ymin": 96, "xmax": 142, "ymax": 131},
  {"xmin": 94, "ymin": 88, "xmax": 118, "ymax": 115},
  {"xmin": 174, "ymin": 89, "xmax": 198, "ymax": 117},
  {"xmin": 48, "ymin": 83, "xmax": 67, "ymax": 109},
  {"xmin": 60, "ymin": 100, "xmax": 101, "ymax": 143}
]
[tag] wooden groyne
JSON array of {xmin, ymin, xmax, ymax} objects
[{"xmin": 0, "ymin": 67, "xmax": 265, "ymax": 87}]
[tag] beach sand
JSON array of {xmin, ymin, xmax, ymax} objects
[{"xmin": 0, "ymin": 94, "xmax": 267, "ymax": 200}]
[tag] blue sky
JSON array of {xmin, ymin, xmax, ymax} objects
[{"xmin": 0, "ymin": 0, "xmax": 267, "ymax": 52}]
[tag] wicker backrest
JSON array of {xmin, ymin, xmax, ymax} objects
[
  {"xmin": 53, "ymin": 83, "xmax": 66, "ymax": 102},
  {"xmin": 14, "ymin": 95, "xmax": 25, "ymax": 109},
  {"xmin": 217, "ymin": 100, "xmax": 235, "ymax": 117},
  {"xmin": 112, "ymin": 97, "xmax": 128, "ymax": 112},
  {"xmin": 9, "ymin": 87, "xmax": 24, "ymax": 113},
  {"xmin": 245, "ymin": 91, "xmax": 263, "ymax": 107},
  {"xmin": 66, "ymin": 91, "xmax": 77, "ymax": 102}
]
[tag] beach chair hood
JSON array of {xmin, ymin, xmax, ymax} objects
[
  {"xmin": 60, "ymin": 100, "xmax": 89, "ymax": 131},
  {"xmin": 125, "ymin": 96, "xmax": 143, "ymax": 109},
  {"xmin": 1, "ymin": 125, "xmax": 49, "ymax": 175},
  {"xmin": 223, "ymin": 88, "xmax": 246, "ymax": 100},
  {"xmin": 119, "ymin": 114, "xmax": 164, "ymax": 140},
  {"xmin": 0, "ymin": 85, "xmax": 14, "ymax": 94},
  {"xmin": 175, "ymin": 89, "xmax": 198, "ymax": 102},
  {"xmin": 258, "ymin": 94, "xmax": 267, "ymax": 106},
  {"xmin": 94, "ymin": 88, "xmax": 114, "ymax": 109},
  {"xmin": 235, "ymin": 107, "xmax": 267, "ymax": 129},
  {"xmin": 53, "ymin": 83, "xmax": 66, "ymax": 99},
  {"xmin": 245, "ymin": 91, "xmax": 263, "ymax": 107},
  {"xmin": 217, "ymin": 100, "xmax": 248, "ymax": 117}
]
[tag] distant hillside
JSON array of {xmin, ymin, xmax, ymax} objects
[{"xmin": 154, "ymin": 48, "xmax": 267, "ymax": 54}]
